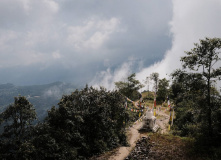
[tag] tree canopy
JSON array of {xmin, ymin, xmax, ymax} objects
[
  {"xmin": 157, "ymin": 78, "xmax": 169, "ymax": 103},
  {"xmin": 0, "ymin": 87, "xmax": 129, "ymax": 159},
  {"xmin": 150, "ymin": 72, "xmax": 159, "ymax": 94},
  {"xmin": 0, "ymin": 96, "xmax": 37, "ymax": 159},
  {"xmin": 181, "ymin": 37, "xmax": 221, "ymax": 137},
  {"xmin": 115, "ymin": 73, "xmax": 143, "ymax": 100},
  {"xmin": 172, "ymin": 38, "xmax": 221, "ymax": 147}
]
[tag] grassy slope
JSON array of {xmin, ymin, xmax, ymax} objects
[{"xmin": 139, "ymin": 133, "xmax": 221, "ymax": 160}]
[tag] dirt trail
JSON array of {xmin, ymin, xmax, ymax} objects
[
  {"xmin": 109, "ymin": 109, "xmax": 169, "ymax": 160},
  {"xmin": 108, "ymin": 120, "xmax": 143, "ymax": 160}
]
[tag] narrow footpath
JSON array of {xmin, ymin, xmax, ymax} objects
[
  {"xmin": 108, "ymin": 120, "xmax": 143, "ymax": 160},
  {"xmin": 108, "ymin": 109, "xmax": 170, "ymax": 160}
]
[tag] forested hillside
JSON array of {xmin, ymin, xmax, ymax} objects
[{"xmin": 0, "ymin": 82, "xmax": 78, "ymax": 120}]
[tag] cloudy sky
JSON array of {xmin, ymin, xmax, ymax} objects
[{"xmin": 0, "ymin": 0, "xmax": 221, "ymax": 89}]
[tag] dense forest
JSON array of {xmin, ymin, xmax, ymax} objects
[{"xmin": 0, "ymin": 37, "xmax": 221, "ymax": 159}]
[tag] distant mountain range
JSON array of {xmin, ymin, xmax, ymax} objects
[{"xmin": 0, "ymin": 82, "xmax": 80, "ymax": 121}]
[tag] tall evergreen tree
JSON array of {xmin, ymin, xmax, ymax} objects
[
  {"xmin": 0, "ymin": 96, "xmax": 37, "ymax": 159},
  {"xmin": 150, "ymin": 72, "xmax": 159, "ymax": 94},
  {"xmin": 0, "ymin": 96, "xmax": 36, "ymax": 140},
  {"xmin": 157, "ymin": 78, "xmax": 169, "ymax": 103},
  {"xmin": 181, "ymin": 37, "xmax": 221, "ymax": 137}
]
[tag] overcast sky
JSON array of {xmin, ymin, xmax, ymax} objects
[{"xmin": 0, "ymin": 0, "xmax": 221, "ymax": 89}]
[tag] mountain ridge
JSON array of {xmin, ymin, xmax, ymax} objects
[{"xmin": 0, "ymin": 81, "xmax": 80, "ymax": 120}]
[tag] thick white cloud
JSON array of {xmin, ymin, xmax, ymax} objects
[
  {"xmin": 90, "ymin": 57, "xmax": 142, "ymax": 90},
  {"xmin": 92, "ymin": 0, "xmax": 221, "ymax": 90},
  {"xmin": 136, "ymin": 0, "xmax": 221, "ymax": 82}
]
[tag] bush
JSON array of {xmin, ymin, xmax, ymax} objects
[{"xmin": 41, "ymin": 86, "xmax": 128, "ymax": 159}]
